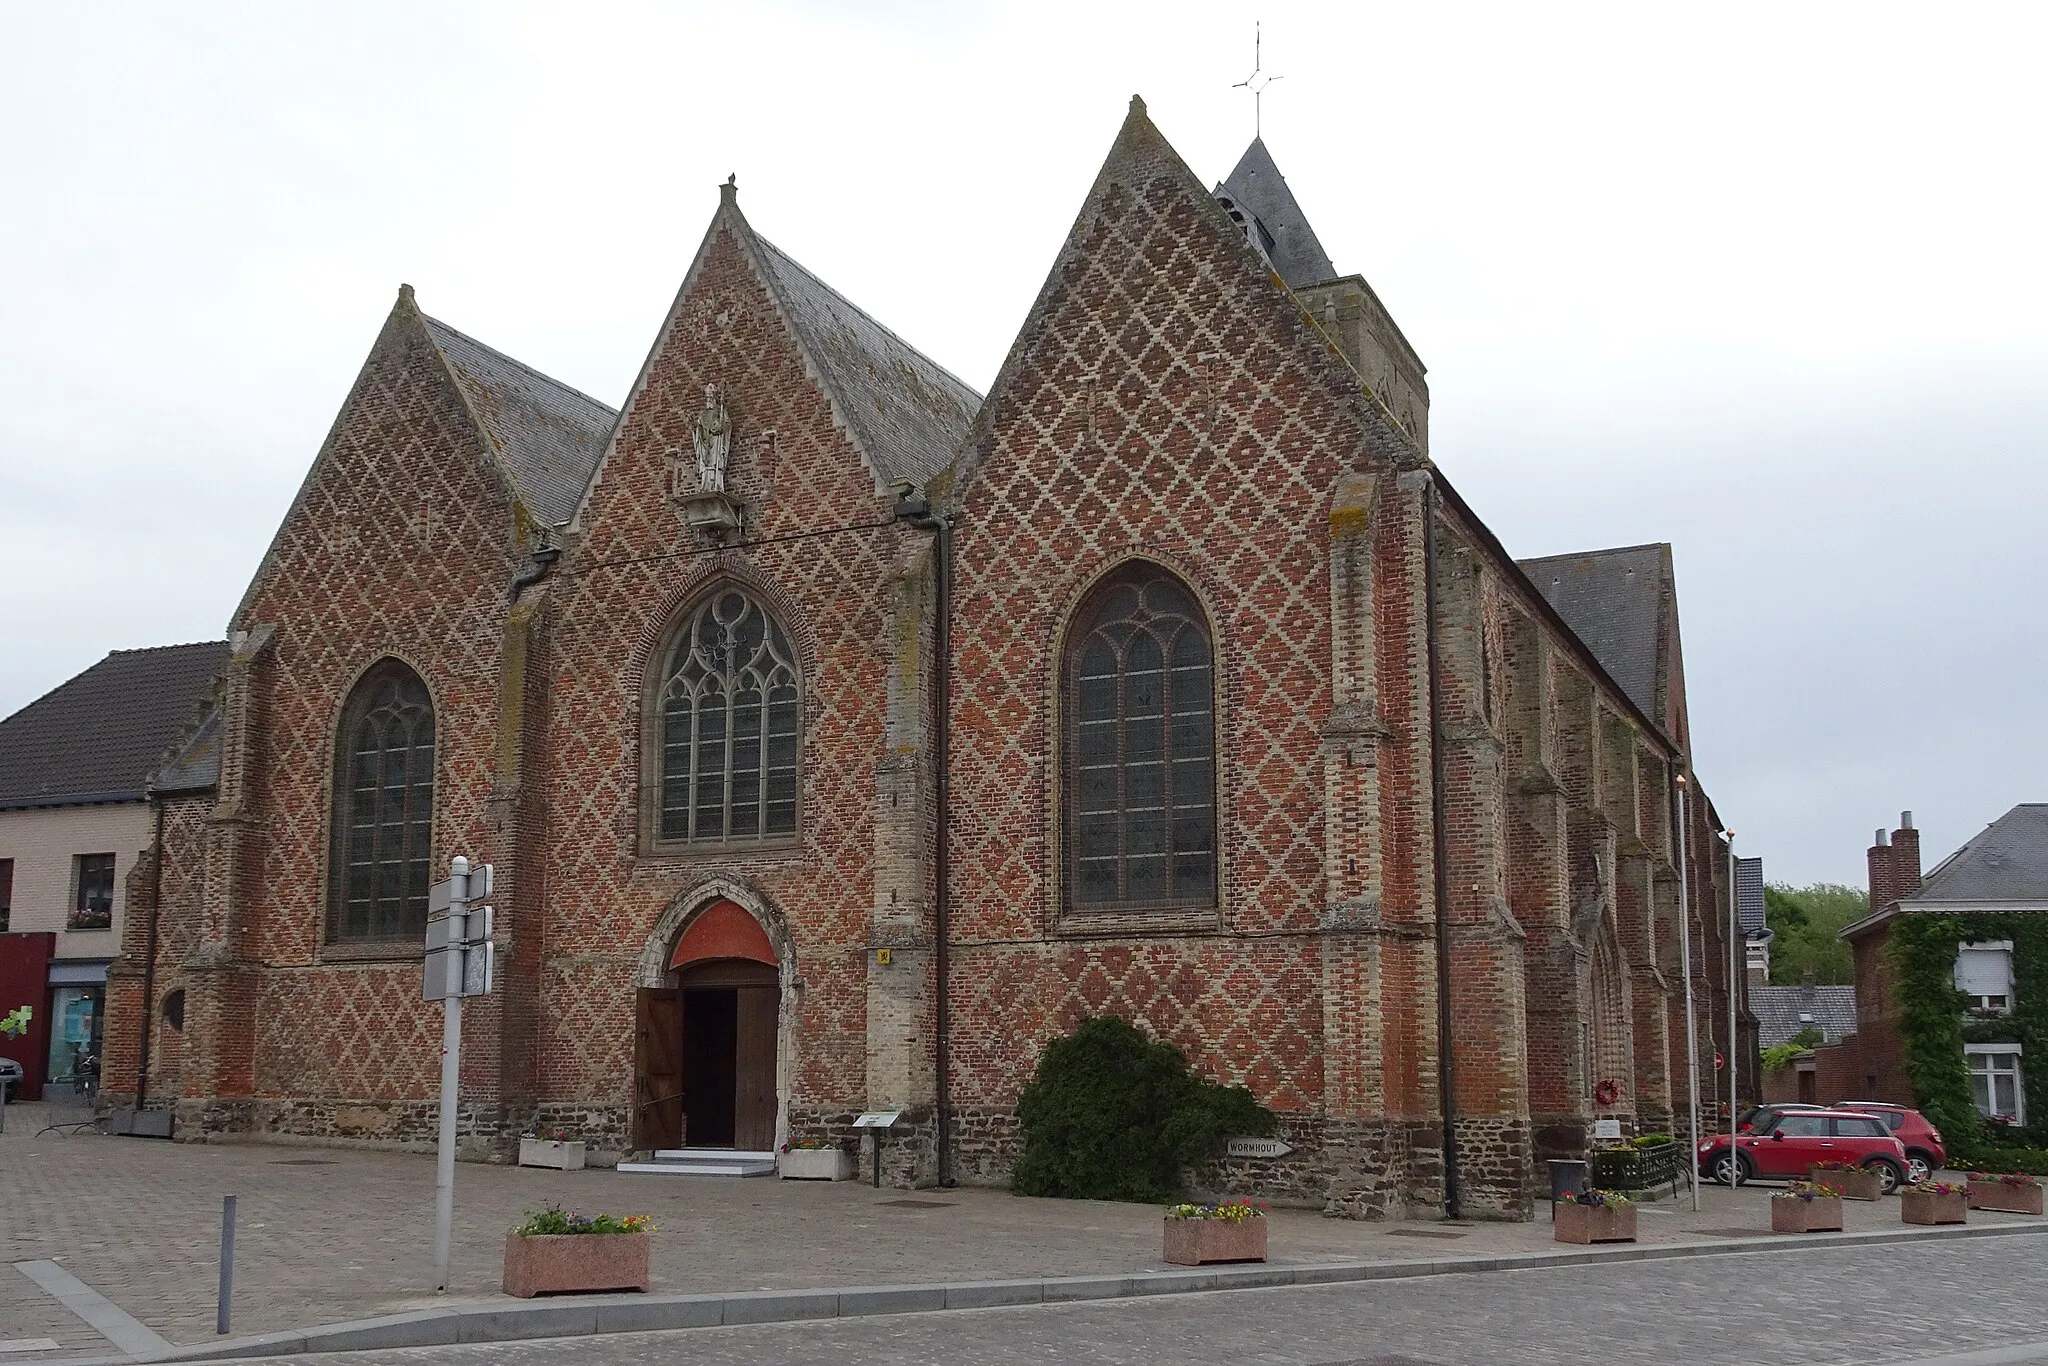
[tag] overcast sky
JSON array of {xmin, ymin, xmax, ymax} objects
[{"xmin": 3, "ymin": 2, "xmax": 2042, "ymax": 886}]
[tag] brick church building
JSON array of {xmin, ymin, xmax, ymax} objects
[{"xmin": 101, "ymin": 100, "xmax": 1751, "ymax": 1218}]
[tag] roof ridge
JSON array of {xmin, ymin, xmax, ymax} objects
[
  {"xmin": 1520, "ymin": 541, "xmax": 1671, "ymax": 564},
  {"xmin": 420, "ymin": 313, "xmax": 619, "ymax": 417},
  {"xmin": 750, "ymin": 234, "xmax": 983, "ymax": 405}
]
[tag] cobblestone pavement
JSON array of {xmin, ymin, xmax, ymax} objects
[
  {"xmin": 229, "ymin": 1239, "xmax": 2048, "ymax": 1366},
  {"xmin": 2, "ymin": 1102, "xmax": 2039, "ymax": 1357}
]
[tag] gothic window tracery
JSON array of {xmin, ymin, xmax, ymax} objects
[
  {"xmin": 330, "ymin": 661, "xmax": 435, "ymax": 941},
  {"xmin": 654, "ymin": 588, "xmax": 800, "ymax": 846},
  {"xmin": 1063, "ymin": 562, "xmax": 1217, "ymax": 912}
]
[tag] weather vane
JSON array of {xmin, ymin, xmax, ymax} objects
[{"xmin": 1233, "ymin": 23, "xmax": 1283, "ymax": 137}]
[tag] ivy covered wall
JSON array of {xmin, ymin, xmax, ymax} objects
[{"xmin": 1892, "ymin": 911, "xmax": 2048, "ymax": 1161}]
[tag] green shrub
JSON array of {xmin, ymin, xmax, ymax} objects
[{"xmin": 1011, "ymin": 1015, "xmax": 1275, "ymax": 1202}]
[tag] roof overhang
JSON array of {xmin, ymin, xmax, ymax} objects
[
  {"xmin": 1837, "ymin": 900, "xmax": 2048, "ymax": 941},
  {"xmin": 0, "ymin": 790, "xmax": 148, "ymax": 813}
]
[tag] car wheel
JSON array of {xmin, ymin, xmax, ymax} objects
[
  {"xmin": 1866, "ymin": 1158, "xmax": 1905, "ymax": 1195},
  {"xmin": 1712, "ymin": 1152, "xmax": 1749, "ymax": 1187},
  {"xmin": 1905, "ymin": 1153, "xmax": 1934, "ymax": 1185}
]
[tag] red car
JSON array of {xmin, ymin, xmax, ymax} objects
[
  {"xmin": 1698, "ymin": 1107, "xmax": 1910, "ymax": 1192},
  {"xmin": 1834, "ymin": 1102, "xmax": 1947, "ymax": 1184}
]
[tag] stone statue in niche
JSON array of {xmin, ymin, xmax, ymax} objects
[{"xmin": 693, "ymin": 384, "xmax": 732, "ymax": 494}]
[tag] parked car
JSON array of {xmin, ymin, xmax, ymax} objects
[
  {"xmin": 1834, "ymin": 1102, "xmax": 1947, "ymax": 1183},
  {"xmin": 1735, "ymin": 1102, "xmax": 1830, "ymax": 1133},
  {"xmin": 1699, "ymin": 1107, "xmax": 1910, "ymax": 1191},
  {"xmin": 0, "ymin": 1057, "xmax": 21, "ymax": 1100}
]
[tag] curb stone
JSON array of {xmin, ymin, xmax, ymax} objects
[{"xmin": 40, "ymin": 1219, "xmax": 2048, "ymax": 1365}]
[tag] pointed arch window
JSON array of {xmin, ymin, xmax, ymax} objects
[
  {"xmin": 650, "ymin": 588, "xmax": 801, "ymax": 848},
  {"xmin": 329, "ymin": 661, "xmax": 435, "ymax": 941},
  {"xmin": 1063, "ymin": 563, "xmax": 1217, "ymax": 912}
]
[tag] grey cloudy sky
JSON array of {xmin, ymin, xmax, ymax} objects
[{"xmin": 2, "ymin": 1, "xmax": 2042, "ymax": 886}]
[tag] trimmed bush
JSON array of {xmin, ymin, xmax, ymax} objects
[{"xmin": 1011, "ymin": 1015, "xmax": 1275, "ymax": 1202}]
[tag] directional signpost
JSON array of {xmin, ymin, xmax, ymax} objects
[{"xmin": 424, "ymin": 856, "xmax": 494, "ymax": 1292}]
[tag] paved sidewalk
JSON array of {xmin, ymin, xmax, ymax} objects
[{"xmin": 3, "ymin": 1102, "xmax": 2036, "ymax": 1356}]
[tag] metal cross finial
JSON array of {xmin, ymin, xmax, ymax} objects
[{"xmin": 1233, "ymin": 22, "xmax": 1283, "ymax": 137}]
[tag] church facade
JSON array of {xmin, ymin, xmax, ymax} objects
[{"xmin": 102, "ymin": 100, "xmax": 1751, "ymax": 1219}]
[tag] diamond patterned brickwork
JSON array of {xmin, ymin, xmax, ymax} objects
[
  {"xmin": 539, "ymin": 211, "xmax": 931, "ymax": 1114},
  {"xmin": 940, "ymin": 105, "xmax": 1412, "ymax": 1114}
]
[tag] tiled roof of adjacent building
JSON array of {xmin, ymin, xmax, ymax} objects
[
  {"xmin": 1911, "ymin": 804, "xmax": 2048, "ymax": 903},
  {"xmin": 424, "ymin": 316, "xmax": 619, "ymax": 529},
  {"xmin": 1213, "ymin": 138, "xmax": 1339, "ymax": 291},
  {"xmin": 752, "ymin": 234, "xmax": 982, "ymax": 494},
  {"xmin": 0, "ymin": 642, "xmax": 230, "ymax": 809},
  {"xmin": 1750, "ymin": 983, "xmax": 1860, "ymax": 1047},
  {"xmin": 1736, "ymin": 857, "xmax": 1767, "ymax": 935},
  {"xmin": 1518, "ymin": 543, "xmax": 1669, "ymax": 722}
]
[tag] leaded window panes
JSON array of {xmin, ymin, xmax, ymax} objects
[
  {"xmin": 329, "ymin": 663, "xmax": 435, "ymax": 941},
  {"xmin": 1064, "ymin": 564, "xmax": 1216, "ymax": 910},
  {"xmin": 658, "ymin": 590, "xmax": 800, "ymax": 844}
]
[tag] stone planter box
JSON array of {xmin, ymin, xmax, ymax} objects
[
  {"xmin": 1808, "ymin": 1166, "xmax": 1882, "ymax": 1201},
  {"xmin": 1552, "ymin": 1202, "xmax": 1637, "ymax": 1244},
  {"xmin": 779, "ymin": 1147, "xmax": 856, "ymax": 1181},
  {"xmin": 1163, "ymin": 1215, "xmax": 1268, "ymax": 1265},
  {"xmin": 518, "ymin": 1138, "xmax": 586, "ymax": 1171},
  {"xmin": 502, "ymin": 1231, "xmax": 651, "ymax": 1297},
  {"xmin": 1772, "ymin": 1194, "xmax": 1844, "ymax": 1233},
  {"xmin": 1967, "ymin": 1180, "xmax": 2044, "ymax": 1215},
  {"xmin": 1901, "ymin": 1189, "xmax": 1968, "ymax": 1225}
]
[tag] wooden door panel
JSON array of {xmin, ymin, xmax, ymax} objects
[
  {"xmin": 733, "ymin": 985, "xmax": 778, "ymax": 1151},
  {"xmin": 634, "ymin": 987, "xmax": 685, "ymax": 1152}
]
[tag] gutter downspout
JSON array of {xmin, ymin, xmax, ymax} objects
[
  {"xmin": 508, "ymin": 544, "xmax": 561, "ymax": 603},
  {"xmin": 135, "ymin": 792, "xmax": 166, "ymax": 1112},
  {"xmin": 1423, "ymin": 476, "xmax": 1459, "ymax": 1219},
  {"xmin": 1674, "ymin": 774, "xmax": 1700, "ymax": 1210}
]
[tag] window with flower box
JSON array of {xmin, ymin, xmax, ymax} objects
[
  {"xmin": 1966, "ymin": 1042, "xmax": 2024, "ymax": 1126},
  {"xmin": 70, "ymin": 853, "xmax": 115, "ymax": 930}
]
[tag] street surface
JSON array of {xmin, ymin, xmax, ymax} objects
[{"xmin": 219, "ymin": 1236, "xmax": 2048, "ymax": 1365}]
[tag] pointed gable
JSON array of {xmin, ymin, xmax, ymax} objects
[
  {"xmin": 422, "ymin": 316, "xmax": 617, "ymax": 528},
  {"xmin": 1214, "ymin": 137, "xmax": 1338, "ymax": 291},
  {"xmin": 1518, "ymin": 542, "xmax": 1683, "ymax": 736}
]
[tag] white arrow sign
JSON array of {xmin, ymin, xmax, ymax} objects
[{"xmin": 1225, "ymin": 1137, "xmax": 1293, "ymax": 1159}]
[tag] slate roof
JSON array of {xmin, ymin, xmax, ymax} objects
[
  {"xmin": 1736, "ymin": 857, "xmax": 1767, "ymax": 935},
  {"xmin": 0, "ymin": 643, "xmax": 229, "ymax": 809},
  {"xmin": 1750, "ymin": 983, "xmax": 1860, "ymax": 1047},
  {"xmin": 1910, "ymin": 804, "xmax": 2048, "ymax": 903},
  {"xmin": 752, "ymin": 234, "xmax": 982, "ymax": 493},
  {"xmin": 423, "ymin": 316, "xmax": 618, "ymax": 528},
  {"xmin": 1213, "ymin": 137, "xmax": 1339, "ymax": 291},
  {"xmin": 1518, "ymin": 543, "xmax": 1669, "ymax": 721}
]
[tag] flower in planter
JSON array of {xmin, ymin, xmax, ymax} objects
[
  {"xmin": 514, "ymin": 1204, "xmax": 655, "ymax": 1236},
  {"xmin": 1783, "ymin": 1181, "xmax": 1841, "ymax": 1201},
  {"xmin": 1908, "ymin": 1181, "xmax": 1968, "ymax": 1197},
  {"xmin": 1808, "ymin": 1159, "xmax": 1857, "ymax": 1172},
  {"xmin": 1563, "ymin": 1188, "xmax": 1634, "ymax": 1209},
  {"xmin": 1968, "ymin": 1171, "xmax": 2042, "ymax": 1187},
  {"xmin": 1165, "ymin": 1199, "xmax": 1268, "ymax": 1222}
]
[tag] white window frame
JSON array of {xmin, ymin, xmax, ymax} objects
[
  {"xmin": 1956, "ymin": 940, "xmax": 2016, "ymax": 1014},
  {"xmin": 1965, "ymin": 1041, "xmax": 2025, "ymax": 1126}
]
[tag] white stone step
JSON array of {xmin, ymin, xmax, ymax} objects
[{"xmin": 618, "ymin": 1148, "xmax": 776, "ymax": 1177}]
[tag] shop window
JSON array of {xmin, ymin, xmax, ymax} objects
[
  {"xmin": 1955, "ymin": 941, "xmax": 2015, "ymax": 1013},
  {"xmin": 70, "ymin": 854, "xmax": 115, "ymax": 930},
  {"xmin": 1966, "ymin": 1043, "xmax": 2024, "ymax": 1126}
]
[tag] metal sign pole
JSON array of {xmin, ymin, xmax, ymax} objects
[
  {"xmin": 1725, "ymin": 832, "xmax": 1738, "ymax": 1179},
  {"xmin": 1675, "ymin": 776, "xmax": 1700, "ymax": 1210},
  {"xmin": 432, "ymin": 856, "xmax": 468, "ymax": 1293}
]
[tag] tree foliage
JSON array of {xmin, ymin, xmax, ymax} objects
[
  {"xmin": 1011, "ymin": 1015, "xmax": 1276, "ymax": 1202},
  {"xmin": 1764, "ymin": 884, "xmax": 1866, "ymax": 985},
  {"xmin": 1762, "ymin": 1026, "xmax": 1825, "ymax": 1073}
]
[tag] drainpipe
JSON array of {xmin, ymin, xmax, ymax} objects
[
  {"xmin": 507, "ymin": 543, "xmax": 561, "ymax": 603},
  {"xmin": 897, "ymin": 489, "xmax": 953, "ymax": 1187},
  {"xmin": 1422, "ymin": 476, "xmax": 1460, "ymax": 1218},
  {"xmin": 134, "ymin": 792, "xmax": 166, "ymax": 1112},
  {"xmin": 1674, "ymin": 773, "xmax": 1700, "ymax": 1210}
]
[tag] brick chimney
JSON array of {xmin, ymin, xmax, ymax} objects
[{"xmin": 1867, "ymin": 811, "xmax": 1924, "ymax": 912}]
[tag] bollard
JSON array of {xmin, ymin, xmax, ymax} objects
[{"xmin": 217, "ymin": 1195, "xmax": 236, "ymax": 1334}]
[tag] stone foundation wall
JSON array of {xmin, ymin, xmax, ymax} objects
[
  {"xmin": 786, "ymin": 1104, "xmax": 938, "ymax": 1188},
  {"xmin": 171, "ymin": 1096, "xmax": 631, "ymax": 1165},
  {"xmin": 1452, "ymin": 1115, "xmax": 1535, "ymax": 1219}
]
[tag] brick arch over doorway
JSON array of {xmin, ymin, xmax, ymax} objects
[{"xmin": 668, "ymin": 899, "xmax": 778, "ymax": 971}]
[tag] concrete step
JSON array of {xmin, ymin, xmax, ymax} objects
[{"xmin": 618, "ymin": 1149, "xmax": 777, "ymax": 1177}]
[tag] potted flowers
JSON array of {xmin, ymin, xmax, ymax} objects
[
  {"xmin": 779, "ymin": 1138, "xmax": 856, "ymax": 1181},
  {"xmin": 1772, "ymin": 1181, "xmax": 1845, "ymax": 1233},
  {"xmin": 518, "ymin": 1128, "xmax": 586, "ymax": 1171},
  {"xmin": 1163, "ymin": 1199, "xmax": 1269, "ymax": 1264},
  {"xmin": 1966, "ymin": 1171, "xmax": 2044, "ymax": 1215},
  {"xmin": 502, "ymin": 1206, "xmax": 654, "ymax": 1297},
  {"xmin": 1807, "ymin": 1160, "xmax": 1883, "ymax": 1202},
  {"xmin": 1553, "ymin": 1188, "xmax": 1637, "ymax": 1244},
  {"xmin": 1901, "ymin": 1180, "xmax": 1969, "ymax": 1226}
]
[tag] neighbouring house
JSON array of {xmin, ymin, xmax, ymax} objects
[
  {"xmin": 1756, "ymin": 980, "xmax": 1859, "ymax": 1104},
  {"xmin": 1803, "ymin": 807, "xmax": 2048, "ymax": 1139},
  {"xmin": 0, "ymin": 643, "xmax": 227, "ymax": 1101},
  {"xmin": 96, "ymin": 104, "xmax": 1752, "ymax": 1218}
]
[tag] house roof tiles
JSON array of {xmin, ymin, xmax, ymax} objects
[{"xmin": 0, "ymin": 642, "xmax": 229, "ymax": 809}]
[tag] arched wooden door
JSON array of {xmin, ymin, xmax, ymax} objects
[{"xmin": 636, "ymin": 900, "xmax": 781, "ymax": 1152}]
